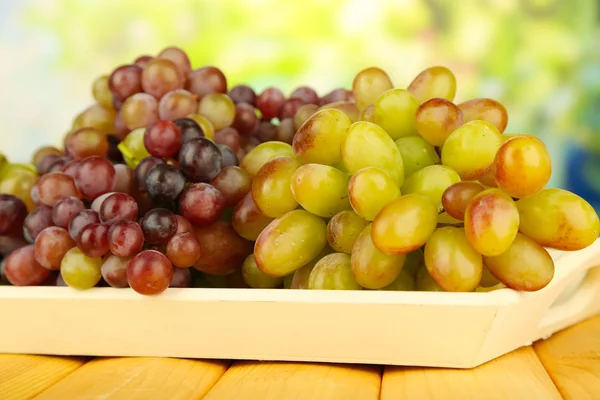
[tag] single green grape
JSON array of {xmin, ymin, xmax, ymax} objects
[
  {"xmin": 407, "ymin": 66, "xmax": 457, "ymax": 103},
  {"xmin": 118, "ymin": 128, "xmax": 151, "ymax": 168},
  {"xmin": 372, "ymin": 88, "xmax": 419, "ymax": 139},
  {"xmin": 395, "ymin": 136, "xmax": 440, "ymax": 177},
  {"xmin": 327, "ymin": 210, "xmax": 370, "ymax": 254},
  {"xmin": 241, "ymin": 141, "xmax": 294, "ymax": 178},
  {"xmin": 380, "ymin": 268, "xmax": 416, "ymax": 291},
  {"xmin": 197, "ymin": 93, "xmax": 235, "ymax": 130},
  {"xmin": 402, "ymin": 165, "xmax": 461, "ymax": 211},
  {"xmin": 290, "ymin": 246, "xmax": 334, "ymax": 289},
  {"xmin": 251, "ymin": 156, "xmax": 300, "ymax": 218},
  {"xmin": 290, "ymin": 164, "xmax": 350, "ymax": 218},
  {"xmin": 415, "ymin": 267, "xmax": 444, "ymax": 292},
  {"xmin": 242, "ymin": 254, "xmax": 283, "ymax": 289},
  {"xmin": 348, "ymin": 167, "xmax": 401, "ymax": 221},
  {"xmin": 60, "ymin": 247, "xmax": 103, "ymax": 290},
  {"xmin": 308, "ymin": 253, "xmax": 363, "ymax": 290},
  {"xmin": 352, "ymin": 67, "xmax": 394, "ymax": 110}
]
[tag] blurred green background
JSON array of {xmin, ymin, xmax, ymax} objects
[{"xmin": 1, "ymin": 0, "xmax": 600, "ymax": 203}]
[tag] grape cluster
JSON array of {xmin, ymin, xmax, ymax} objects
[{"xmin": 0, "ymin": 48, "xmax": 598, "ymax": 296}]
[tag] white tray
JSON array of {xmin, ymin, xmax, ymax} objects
[{"xmin": 1, "ymin": 239, "xmax": 599, "ymax": 369}]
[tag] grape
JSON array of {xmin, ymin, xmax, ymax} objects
[
  {"xmin": 175, "ymin": 215, "xmax": 194, "ymax": 235},
  {"xmin": 319, "ymin": 88, "xmax": 353, "ymax": 106},
  {"xmin": 441, "ymin": 181, "xmax": 486, "ymax": 221},
  {"xmin": 113, "ymin": 110, "xmax": 130, "ymax": 140},
  {"xmin": 242, "ymin": 254, "xmax": 283, "ymax": 288},
  {"xmin": 141, "ymin": 121, "xmax": 181, "ymax": 160},
  {"xmin": 516, "ymin": 188, "xmax": 600, "ymax": 250},
  {"xmin": 464, "ymin": 189, "xmax": 519, "ymax": 257},
  {"xmin": 145, "ymin": 164, "xmax": 186, "ymax": 204},
  {"xmin": 402, "ymin": 165, "xmax": 461, "ymax": 211},
  {"xmin": 483, "ymin": 233, "xmax": 554, "ymax": 291},
  {"xmin": 215, "ymin": 127, "xmax": 241, "ymax": 152},
  {"xmin": 395, "ymin": 136, "xmax": 440, "ymax": 177},
  {"xmin": 407, "ymin": 66, "xmax": 457, "ymax": 103},
  {"xmin": 158, "ymin": 89, "xmax": 198, "ymax": 121},
  {"xmin": 112, "ymin": 164, "xmax": 134, "ymax": 195},
  {"xmin": 23, "ymin": 205, "xmax": 54, "ymax": 243},
  {"xmin": 77, "ymin": 223, "xmax": 109, "ymax": 258},
  {"xmin": 170, "ymin": 266, "xmax": 191, "ymax": 288},
  {"xmin": 279, "ymin": 98, "xmax": 306, "ymax": 120},
  {"xmin": 441, "ymin": 120, "xmax": 503, "ymax": 180},
  {"xmin": 166, "ymin": 231, "xmax": 202, "ymax": 268},
  {"xmin": 4, "ymin": 245, "xmax": 50, "ymax": 286},
  {"xmin": 232, "ymin": 103, "xmax": 259, "ymax": 136},
  {"xmin": 352, "ymin": 67, "xmax": 393, "ymax": 110},
  {"xmin": 256, "ymin": 87, "xmax": 285, "ymax": 120},
  {"xmin": 179, "ymin": 183, "xmax": 225, "ymax": 226},
  {"xmin": 288, "ymin": 86, "xmax": 317, "ymax": 105},
  {"xmin": 74, "ymin": 156, "xmax": 116, "ymax": 200},
  {"xmin": 134, "ymin": 156, "xmax": 164, "ymax": 192},
  {"xmin": 0, "ymin": 194, "xmax": 27, "ymax": 236},
  {"xmin": 52, "ymin": 197, "xmax": 85, "ymax": 228},
  {"xmin": 372, "ymin": 89, "xmax": 419, "ymax": 139},
  {"xmin": 68, "ymin": 209, "xmax": 100, "ymax": 241},
  {"xmin": 111, "ymin": 94, "xmax": 124, "ymax": 111},
  {"xmin": 494, "ymin": 136, "xmax": 551, "ymax": 198},
  {"xmin": 424, "ymin": 227, "xmax": 482, "ymax": 292},
  {"xmin": 255, "ymin": 209, "xmax": 327, "ymax": 277},
  {"xmin": 157, "ymin": 46, "xmax": 192, "ymax": 76},
  {"xmin": 76, "ymin": 104, "xmax": 117, "ymax": 134},
  {"xmin": 178, "ymin": 138, "xmax": 223, "ymax": 182},
  {"xmin": 65, "ymin": 127, "xmax": 108, "ymax": 160},
  {"xmin": 32, "ymin": 146, "xmax": 61, "ymax": 168},
  {"xmin": 197, "ymin": 93, "xmax": 235, "ymax": 131},
  {"xmin": 232, "ymin": 192, "xmax": 274, "ymax": 241},
  {"xmin": 308, "ymin": 253, "xmax": 362, "ymax": 290},
  {"xmin": 92, "ymin": 75, "xmax": 113, "ymax": 108},
  {"xmin": 118, "ymin": 128, "xmax": 152, "ymax": 168},
  {"xmin": 251, "ymin": 156, "xmax": 300, "ymax": 218},
  {"xmin": 210, "ymin": 166, "xmax": 251, "ymax": 207},
  {"xmin": 318, "ymin": 101, "xmax": 360, "ymax": 122},
  {"xmin": 294, "ymin": 104, "xmax": 319, "ymax": 130},
  {"xmin": 34, "ymin": 226, "xmax": 75, "ymax": 270},
  {"xmin": 248, "ymin": 121, "xmax": 272, "ymax": 143},
  {"xmin": 38, "ymin": 172, "xmax": 82, "ymax": 207},
  {"xmin": 127, "ymin": 250, "xmax": 173, "ymax": 295},
  {"xmin": 141, "ymin": 58, "xmax": 184, "ymax": 98},
  {"xmin": 291, "ymin": 164, "xmax": 350, "ymax": 218},
  {"xmin": 36, "ymin": 154, "xmax": 61, "ymax": 175},
  {"xmin": 121, "ymin": 93, "xmax": 159, "ymax": 130},
  {"xmin": 186, "ymin": 66, "xmax": 227, "ymax": 98},
  {"xmin": 458, "ymin": 98, "xmax": 509, "ymax": 133},
  {"xmin": 479, "ymin": 264, "xmax": 501, "ymax": 288},
  {"xmin": 359, "ymin": 104, "xmax": 375, "ymax": 122},
  {"xmin": 109, "ymin": 64, "xmax": 143, "ymax": 100},
  {"xmin": 101, "ymin": 254, "xmax": 131, "ymax": 288},
  {"xmin": 290, "ymin": 264, "xmax": 315, "ymax": 289},
  {"xmin": 193, "ymin": 220, "xmax": 253, "ymax": 275},
  {"xmin": 107, "ymin": 220, "xmax": 144, "ymax": 258},
  {"xmin": 217, "ymin": 144, "xmax": 239, "ymax": 167},
  {"xmin": 186, "ymin": 114, "xmax": 214, "ymax": 140},
  {"xmin": 133, "ymin": 55, "xmax": 152, "ymax": 67},
  {"xmin": 380, "ymin": 268, "xmax": 416, "ymax": 291},
  {"xmin": 274, "ymin": 119, "xmax": 295, "ymax": 144},
  {"xmin": 415, "ymin": 98, "xmax": 463, "ymax": 147},
  {"xmin": 371, "ymin": 193, "xmax": 438, "ymax": 255},
  {"xmin": 341, "ymin": 121, "xmax": 405, "ymax": 186},
  {"xmin": 351, "ymin": 224, "xmax": 406, "ymax": 289},
  {"xmin": 415, "ymin": 267, "xmax": 443, "ymax": 291},
  {"xmin": 173, "ymin": 117, "xmax": 205, "ymax": 143},
  {"xmin": 348, "ymin": 167, "xmax": 401, "ymax": 221},
  {"xmin": 140, "ymin": 208, "xmax": 178, "ymax": 245},
  {"xmin": 99, "ymin": 192, "xmax": 138, "ymax": 225},
  {"xmin": 0, "ymin": 168, "xmax": 38, "ymax": 211},
  {"xmin": 229, "ymin": 85, "xmax": 256, "ymax": 105},
  {"xmin": 327, "ymin": 210, "xmax": 369, "ymax": 254},
  {"xmin": 240, "ymin": 141, "xmax": 294, "ymax": 178},
  {"xmin": 292, "ymin": 109, "xmax": 352, "ymax": 166}
]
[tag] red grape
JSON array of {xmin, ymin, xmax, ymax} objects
[
  {"xmin": 157, "ymin": 47, "xmax": 192, "ymax": 76},
  {"xmin": 62, "ymin": 160, "xmax": 80, "ymax": 178},
  {"xmin": 121, "ymin": 93, "xmax": 159, "ymax": 130},
  {"xmin": 186, "ymin": 66, "xmax": 227, "ymax": 98},
  {"xmin": 0, "ymin": 194, "xmax": 27, "ymax": 236},
  {"xmin": 37, "ymin": 154, "xmax": 62, "ymax": 175},
  {"xmin": 175, "ymin": 215, "xmax": 194, "ymax": 234},
  {"xmin": 217, "ymin": 144, "xmax": 238, "ymax": 167},
  {"xmin": 145, "ymin": 164, "xmax": 186, "ymax": 203},
  {"xmin": 215, "ymin": 127, "xmax": 241, "ymax": 153},
  {"xmin": 142, "ymin": 58, "xmax": 184, "ymax": 99},
  {"xmin": 113, "ymin": 164, "xmax": 134, "ymax": 194},
  {"xmin": 140, "ymin": 208, "xmax": 178, "ymax": 245},
  {"xmin": 52, "ymin": 197, "xmax": 85, "ymax": 228},
  {"xmin": 158, "ymin": 89, "xmax": 198, "ymax": 121},
  {"xmin": 179, "ymin": 183, "xmax": 225, "ymax": 226},
  {"xmin": 75, "ymin": 156, "xmax": 116, "ymax": 200},
  {"xmin": 256, "ymin": 87, "xmax": 285, "ymax": 120},
  {"xmin": 192, "ymin": 221, "xmax": 253, "ymax": 275},
  {"xmin": 109, "ymin": 64, "xmax": 143, "ymax": 100},
  {"xmin": 68, "ymin": 209, "xmax": 100, "ymax": 241},
  {"xmin": 229, "ymin": 85, "xmax": 256, "ymax": 106},
  {"xmin": 232, "ymin": 103, "xmax": 259, "ymax": 136},
  {"xmin": 0, "ymin": 236, "xmax": 28, "ymax": 257},
  {"xmin": 178, "ymin": 138, "xmax": 223, "ymax": 182},
  {"xmin": 319, "ymin": 88, "xmax": 353, "ymax": 106},
  {"xmin": 291, "ymin": 86, "xmax": 319, "ymax": 105},
  {"xmin": 279, "ymin": 98, "xmax": 305, "ymax": 120},
  {"xmin": 38, "ymin": 172, "xmax": 82, "ymax": 207},
  {"xmin": 107, "ymin": 220, "xmax": 144, "ymax": 258},
  {"xmin": 34, "ymin": 226, "xmax": 75, "ymax": 270},
  {"xmin": 254, "ymin": 121, "xmax": 278, "ymax": 142},
  {"xmin": 23, "ymin": 205, "xmax": 54, "ymax": 243},
  {"xmin": 127, "ymin": 250, "xmax": 173, "ymax": 295},
  {"xmin": 232, "ymin": 192, "xmax": 274, "ymax": 241},
  {"xmin": 47, "ymin": 156, "xmax": 72, "ymax": 173},
  {"xmin": 134, "ymin": 55, "xmax": 153, "ymax": 68},
  {"xmin": 134, "ymin": 156, "xmax": 165, "ymax": 192},
  {"xmin": 275, "ymin": 118, "xmax": 295, "ymax": 144},
  {"xmin": 210, "ymin": 166, "xmax": 251, "ymax": 207},
  {"xmin": 169, "ymin": 266, "xmax": 191, "ymax": 288},
  {"xmin": 65, "ymin": 127, "xmax": 109, "ymax": 160},
  {"xmin": 113, "ymin": 110, "xmax": 130, "ymax": 140},
  {"xmin": 30, "ymin": 184, "xmax": 42, "ymax": 207},
  {"xmin": 174, "ymin": 118, "xmax": 205, "ymax": 142},
  {"xmin": 77, "ymin": 223, "xmax": 109, "ymax": 257},
  {"xmin": 144, "ymin": 120, "xmax": 182, "ymax": 158},
  {"xmin": 33, "ymin": 146, "xmax": 62, "ymax": 168},
  {"xmin": 99, "ymin": 193, "xmax": 139, "ymax": 225},
  {"xmin": 101, "ymin": 254, "xmax": 131, "ymax": 288},
  {"xmin": 4, "ymin": 245, "xmax": 50, "ymax": 286},
  {"xmin": 166, "ymin": 232, "xmax": 202, "ymax": 267},
  {"xmin": 91, "ymin": 192, "xmax": 115, "ymax": 213}
]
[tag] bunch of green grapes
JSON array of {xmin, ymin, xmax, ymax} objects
[{"xmin": 245, "ymin": 65, "xmax": 600, "ymax": 293}]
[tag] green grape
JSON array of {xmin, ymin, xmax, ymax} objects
[
  {"xmin": 308, "ymin": 253, "xmax": 363, "ymax": 290},
  {"xmin": 255, "ymin": 209, "xmax": 327, "ymax": 277},
  {"xmin": 188, "ymin": 113, "xmax": 216, "ymax": 141},
  {"xmin": 475, "ymin": 283, "xmax": 507, "ymax": 292},
  {"xmin": 437, "ymin": 211, "xmax": 463, "ymax": 226},
  {"xmin": 380, "ymin": 268, "xmax": 416, "ymax": 291},
  {"xmin": 240, "ymin": 141, "xmax": 294, "ymax": 178},
  {"xmin": 441, "ymin": 120, "xmax": 503, "ymax": 180},
  {"xmin": 242, "ymin": 254, "xmax": 283, "ymax": 289},
  {"xmin": 118, "ymin": 128, "xmax": 151, "ymax": 169},
  {"xmin": 348, "ymin": 167, "xmax": 401, "ymax": 221},
  {"xmin": 292, "ymin": 109, "xmax": 352, "ymax": 166},
  {"xmin": 395, "ymin": 136, "xmax": 440, "ymax": 177},
  {"xmin": 327, "ymin": 210, "xmax": 370, "ymax": 254},
  {"xmin": 403, "ymin": 249, "xmax": 425, "ymax": 278},
  {"xmin": 415, "ymin": 98, "xmax": 463, "ymax": 147},
  {"xmin": 318, "ymin": 101, "xmax": 360, "ymax": 123},
  {"xmin": 402, "ymin": 165, "xmax": 460, "ymax": 211},
  {"xmin": 359, "ymin": 104, "xmax": 375, "ymax": 122},
  {"xmin": 283, "ymin": 274, "xmax": 294, "ymax": 289},
  {"xmin": 458, "ymin": 98, "xmax": 509, "ymax": 133},
  {"xmin": 290, "ymin": 246, "xmax": 333, "ymax": 289},
  {"xmin": 407, "ymin": 66, "xmax": 457, "ymax": 103},
  {"xmin": 0, "ymin": 168, "xmax": 38, "ymax": 211},
  {"xmin": 516, "ymin": 188, "xmax": 600, "ymax": 251},
  {"xmin": 341, "ymin": 121, "xmax": 405, "ymax": 186},
  {"xmin": 372, "ymin": 89, "xmax": 419, "ymax": 139},
  {"xmin": 415, "ymin": 267, "xmax": 443, "ymax": 292},
  {"xmin": 290, "ymin": 164, "xmax": 350, "ymax": 218},
  {"xmin": 483, "ymin": 233, "xmax": 554, "ymax": 291},
  {"xmin": 351, "ymin": 224, "xmax": 406, "ymax": 289},
  {"xmin": 464, "ymin": 189, "xmax": 519, "ymax": 257},
  {"xmin": 424, "ymin": 227, "xmax": 482, "ymax": 292},
  {"xmin": 294, "ymin": 104, "xmax": 319, "ymax": 130},
  {"xmin": 251, "ymin": 156, "xmax": 300, "ymax": 218},
  {"xmin": 480, "ymin": 264, "xmax": 501, "ymax": 288},
  {"xmin": 352, "ymin": 67, "xmax": 393, "ymax": 110},
  {"xmin": 441, "ymin": 181, "xmax": 486, "ymax": 221},
  {"xmin": 60, "ymin": 247, "xmax": 103, "ymax": 290},
  {"xmin": 92, "ymin": 75, "xmax": 113, "ymax": 108},
  {"xmin": 198, "ymin": 93, "xmax": 235, "ymax": 130}
]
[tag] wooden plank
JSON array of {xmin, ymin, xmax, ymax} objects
[
  {"xmin": 0, "ymin": 354, "xmax": 86, "ymax": 400},
  {"xmin": 381, "ymin": 347, "xmax": 562, "ymax": 400},
  {"xmin": 203, "ymin": 361, "xmax": 381, "ymax": 400},
  {"xmin": 33, "ymin": 357, "xmax": 229, "ymax": 400},
  {"xmin": 535, "ymin": 315, "xmax": 600, "ymax": 400}
]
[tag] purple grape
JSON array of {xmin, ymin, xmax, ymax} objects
[
  {"xmin": 178, "ymin": 138, "xmax": 222, "ymax": 182},
  {"xmin": 140, "ymin": 208, "xmax": 178, "ymax": 245}
]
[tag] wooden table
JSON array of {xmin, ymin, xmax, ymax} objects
[{"xmin": 1, "ymin": 314, "xmax": 599, "ymax": 400}]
